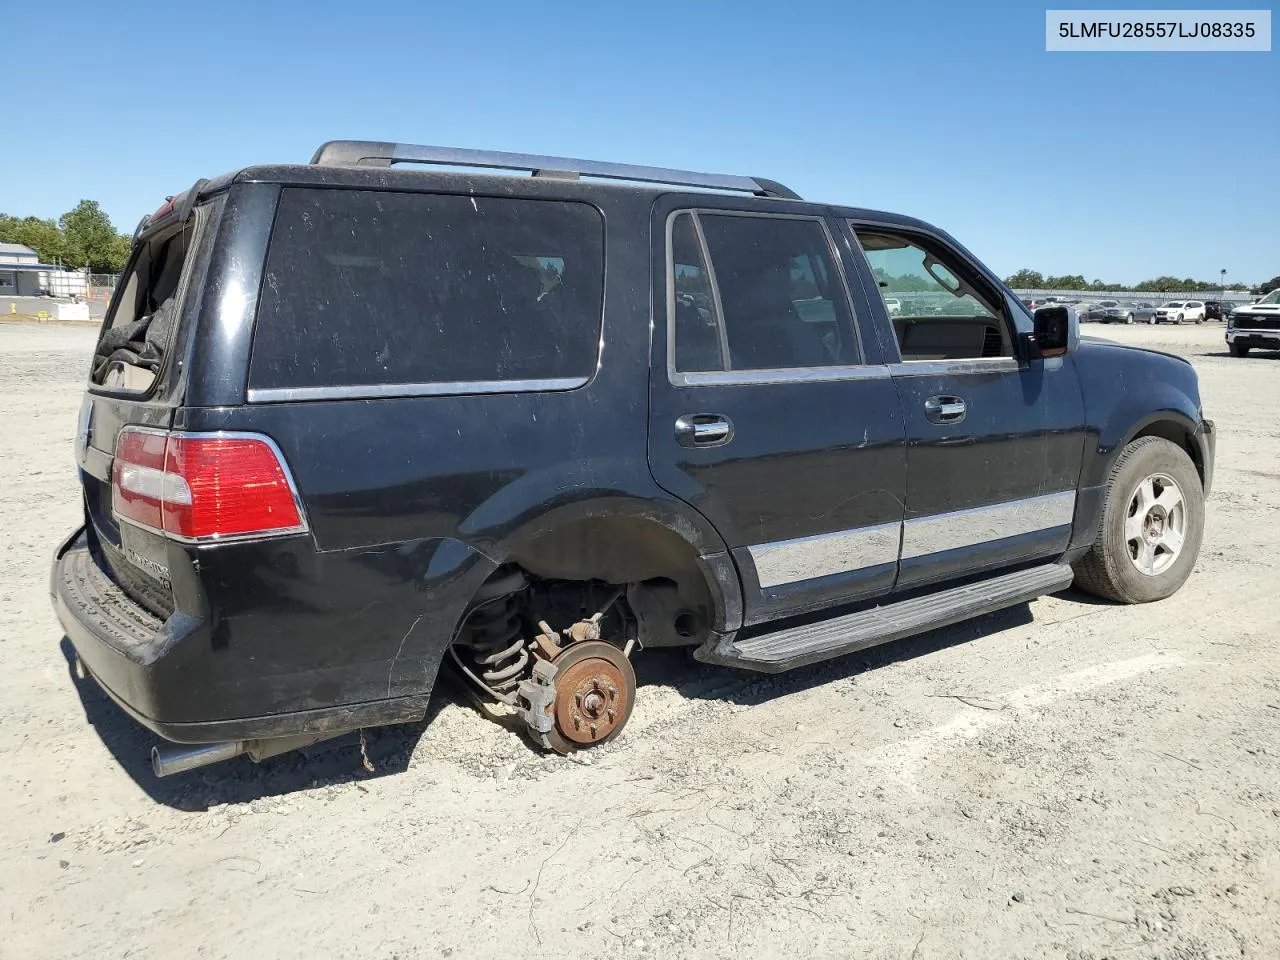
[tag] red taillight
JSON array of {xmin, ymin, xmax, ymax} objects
[{"xmin": 112, "ymin": 429, "xmax": 305, "ymax": 542}]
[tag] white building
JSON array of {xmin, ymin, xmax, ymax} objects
[
  {"xmin": 0, "ymin": 243, "xmax": 87, "ymax": 298},
  {"xmin": 0, "ymin": 242, "xmax": 39, "ymax": 266}
]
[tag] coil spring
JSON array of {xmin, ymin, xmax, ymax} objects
[{"xmin": 459, "ymin": 568, "xmax": 529, "ymax": 696}]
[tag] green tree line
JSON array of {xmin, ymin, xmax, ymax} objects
[
  {"xmin": 0, "ymin": 201, "xmax": 131, "ymax": 273},
  {"xmin": 872, "ymin": 268, "xmax": 938, "ymax": 293},
  {"xmin": 1005, "ymin": 268, "xmax": 1278, "ymax": 296}
]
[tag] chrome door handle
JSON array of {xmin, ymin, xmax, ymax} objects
[
  {"xmin": 675, "ymin": 415, "xmax": 733, "ymax": 447},
  {"xmin": 924, "ymin": 396, "xmax": 966, "ymax": 424}
]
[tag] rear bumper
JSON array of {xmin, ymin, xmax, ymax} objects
[
  {"xmin": 51, "ymin": 527, "xmax": 430, "ymax": 744},
  {"xmin": 52, "ymin": 526, "xmax": 191, "ymax": 733}
]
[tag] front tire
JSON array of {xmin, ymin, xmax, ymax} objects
[
  {"xmin": 1177, "ymin": 313, "xmax": 1184, "ymax": 324},
  {"xmin": 1072, "ymin": 437, "xmax": 1204, "ymax": 604},
  {"xmin": 1229, "ymin": 342, "xmax": 1251, "ymax": 357},
  {"xmin": 1126, "ymin": 313, "xmax": 1134, "ymax": 324}
]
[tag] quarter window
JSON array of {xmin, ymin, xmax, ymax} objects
[
  {"xmin": 855, "ymin": 227, "xmax": 1012, "ymax": 361},
  {"xmin": 669, "ymin": 212, "xmax": 857, "ymax": 374},
  {"xmin": 250, "ymin": 189, "xmax": 605, "ymax": 392}
]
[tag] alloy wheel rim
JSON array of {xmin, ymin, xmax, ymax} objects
[{"xmin": 1124, "ymin": 473, "xmax": 1186, "ymax": 576}]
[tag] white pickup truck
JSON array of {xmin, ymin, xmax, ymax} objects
[{"xmin": 1226, "ymin": 289, "xmax": 1280, "ymax": 357}]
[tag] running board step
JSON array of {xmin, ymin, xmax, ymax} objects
[{"xmin": 698, "ymin": 563, "xmax": 1074, "ymax": 674}]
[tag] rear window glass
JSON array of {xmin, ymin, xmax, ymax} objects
[
  {"xmin": 249, "ymin": 189, "xmax": 605, "ymax": 393},
  {"xmin": 91, "ymin": 216, "xmax": 201, "ymax": 392}
]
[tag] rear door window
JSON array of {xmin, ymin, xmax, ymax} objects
[
  {"xmin": 668, "ymin": 211, "xmax": 857, "ymax": 374},
  {"xmin": 249, "ymin": 189, "xmax": 605, "ymax": 396}
]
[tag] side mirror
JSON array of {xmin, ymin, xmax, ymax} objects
[{"xmin": 1027, "ymin": 306, "xmax": 1071, "ymax": 358}]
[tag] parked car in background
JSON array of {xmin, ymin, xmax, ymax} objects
[
  {"xmin": 1155, "ymin": 300, "xmax": 1206, "ymax": 324},
  {"xmin": 1119, "ymin": 301, "xmax": 1157, "ymax": 324},
  {"xmin": 1087, "ymin": 301, "xmax": 1157, "ymax": 324},
  {"xmin": 1226, "ymin": 288, "xmax": 1280, "ymax": 356},
  {"xmin": 1081, "ymin": 300, "xmax": 1121, "ymax": 322},
  {"xmin": 1072, "ymin": 301, "xmax": 1097, "ymax": 321},
  {"xmin": 1128, "ymin": 302, "xmax": 1158, "ymax": 324},
  {"xmin": 884, "ymin": 297, "xmax": 902, "ymax": 316},
  {"xmin": 1024, "ymin": 296, "xmax": 1078, "ymax": 312},
  {"xmin": 1203, "ymin": 300, "xmax": 1229, "ymax": 321}
]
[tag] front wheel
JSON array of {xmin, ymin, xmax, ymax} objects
[
  {"xmin": 1126, "ymin": 313, "xmax": 1134, "ymax": 324},
  {"xmin": 1229, "ymin": 342, "xmax": 1251, "ymax": 357},
  {"xmin": 1177, "ymin": 313, "xmax": 1184, "ymax": 324},
  {"xmin": 1072, "ymin": 437, "xmax": 1204, "ymax": 603}
]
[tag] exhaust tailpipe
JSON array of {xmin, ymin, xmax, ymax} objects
[
  {"xmin": 152, "ymin": 741, "xmax": 246, "ymax": 777},
  {"xmin": 151, "ymin": 732, "xmax": 343, "ymax": 777}
]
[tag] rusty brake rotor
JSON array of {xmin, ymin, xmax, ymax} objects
[{"xmin": 546, "ymin": 640, "xmax": 636, "ymax": 754}]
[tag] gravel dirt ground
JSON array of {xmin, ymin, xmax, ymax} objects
[{"xmin": 1, "ymin": 320, "xmax": 1277, "ymax": 960}]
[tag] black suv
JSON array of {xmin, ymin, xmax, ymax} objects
[
  {"xmin": 1204, "ymin": 300, "xmax": 1229, "ymax": 322},
  {"xmin": 52, "ymin": 141, "xmax": 1216, "ymax": 776}
]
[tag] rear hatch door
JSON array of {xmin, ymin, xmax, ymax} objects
[{"xmin": 78, "ymin": 193, "xmax": 221, "ymax": 617}]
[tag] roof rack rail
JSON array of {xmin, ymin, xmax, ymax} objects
[{"xmin": 310, "ymin": 140, "xmax": 801, "ymax": 200}]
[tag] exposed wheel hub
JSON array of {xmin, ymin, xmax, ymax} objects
[{"xmin": 555, "ymin": 652, "xmax": 629, "ymax": 744}]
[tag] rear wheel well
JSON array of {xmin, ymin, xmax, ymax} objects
[
  {"xmin": 503, "ymin": 516, "xmax": 719, "ymax": 648},
  {"xmin": 1131, "ymin": 420, "xmax": 1203, "ymax": 488}
]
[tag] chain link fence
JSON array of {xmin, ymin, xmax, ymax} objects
[
  {"xmin": 1012, "ymin": 288, "xmax": 1251, "ymax": 301},
  {"xmin": 86, "ymin": 273, "xmax": 119, "ymax": 305}
]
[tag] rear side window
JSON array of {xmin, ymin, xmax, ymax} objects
[
  {"xmin": 669, "ymin": 212, "xmax": 857, "ymax": 375},
  {"xmin": 249, "ymin": 189, "xmax": 605, "ymax": 394}
]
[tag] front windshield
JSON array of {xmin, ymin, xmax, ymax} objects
[
  {"xmin": 1258, "ymin": 289, "xmax": 1280, "ymax": 305},
  {"xmin": 1164, "ymin": 301, "xmax": 1185, "ymax": 308}
]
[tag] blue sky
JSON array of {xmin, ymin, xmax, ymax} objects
[{"xmin": 2, "ymin": 0, "xmax": 1275, "ymax": 285}]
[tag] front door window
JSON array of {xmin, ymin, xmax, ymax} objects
[{"xmin": 855, "ymin": 228, "xmax": 1013, "ymax": 361}]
